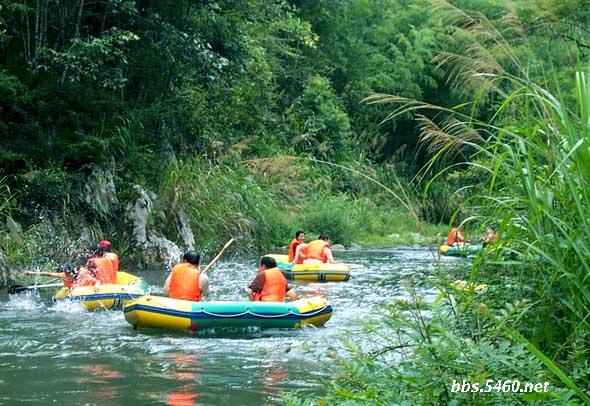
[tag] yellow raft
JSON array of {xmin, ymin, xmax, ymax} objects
[
  {"xmin": 266, "ymin": 254, "xmax": 350, "ymax": 282},
  {"xmin": 53, "ymin": 271, "xmax": 150, "ymax": 311},
  {"xmin": 124, "ymin": 295, "xmax": 332, "ymax": 332}
]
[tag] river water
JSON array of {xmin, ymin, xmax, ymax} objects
[{"xmin": 0, "ymin": 248, "xmax": 452, "ymax": 405}]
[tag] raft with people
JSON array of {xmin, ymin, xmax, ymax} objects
[
  {"xmin": 439, "ymin": 243, "xmax": 484, "ymax": 257},
  {"xmin": 53, "ymin": 271, "xmax": 150, "ymax": 311},
  {"xmin": 266, "ymin": 254, "xmax": 350, "ymax": 282},
  {"xmin": 123, "ymin": 295, "xmax": 333, "ymax": 331}
]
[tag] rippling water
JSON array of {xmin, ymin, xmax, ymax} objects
[{"xmin": 0, "ymin": 248, "xmax": 450, "ymax": 405}]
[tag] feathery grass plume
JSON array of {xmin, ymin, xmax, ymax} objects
[
  {"xmin": 416, "ymin": 114, "xmax": 485, "ymax": 161},
  {"xmin": 431, "ymin": 0, "xmax": 530, "ymax": 107}
]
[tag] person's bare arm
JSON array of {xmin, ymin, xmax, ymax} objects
[
  {"xmin": 286, "ymin": 289, "xmax": 297, "ymax": 301},
  {"xmin": 324, "ymin": 247, "xmax": 337, "ymax": 264},
  {"xmin": 162, "ymin": 274, "xmax": 172, "ymax": 295},
  {"xmin": 293, "ymin": 244, "xmax": 308, "ymax": 263},
  {"xmin": 199, "ymin": 273, "xmax": 209, "ymax": 297},
  {"xmin": 24, "ymin": 271, "xmax": 64, "ymax": 279}
]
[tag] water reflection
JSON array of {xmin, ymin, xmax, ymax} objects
[
  {"xmin": 165, "ymin": 352, "xmax": 202, "ymax": 406},
  {"xmin": 259, "ymin": 362, "xmax": 289, "ymax": 406},
  {"xmin": 77, "ymin": 363, "xmax": 122, "ymax": 401}
]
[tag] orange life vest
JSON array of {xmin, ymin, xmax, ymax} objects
[
  {"xmin": 63, "ymin": 275, "xmax": 74, "ymax": 288},
  {"xmin": 105, "ymin": 252, "xmax": 119, "ymax": 274},
  {"xmin": 254, "ymin": 267, "xmax": 287, "ymax": 302},
  {"xmin": 88, "ymin": 257, "xmax": 115, "ymax": 284},
  {"xmin": 303, "ymin": 240, "xmax": 330, "ymax": 262},
  {"xmin": 482, "ymin": 231, "xmax": 498, "ymax": 244},
  {"xmin": 288, "ymin": 239, "xmax": 300, "ymax": 263},
  {"xmin": 447, "ymin": 228, "xmax": 464, "ymax": 246},
  {"xmin": 169, "ymin": 263, "xmax": 202, "ymax": 301},
  {"xmin": 74, "ymin": 267, "xmax": 98, "ymax": 287}
]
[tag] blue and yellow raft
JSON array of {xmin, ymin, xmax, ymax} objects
[
  {"xmin": 53, "ymin": 271, "xmax": 150, "ymax": 311},
  {"xmin": 266, "ymin": 254, "xmax": 350, "ymax": 282},
  {"xmin": 439, "ymin": 244, "xmax": 484, "ymax": 257},
  {"xmin": 123, "ymin": 295, "xmax": 332, "ymax": 331}
]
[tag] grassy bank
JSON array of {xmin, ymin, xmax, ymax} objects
[{"xmin": 281, "ymin": 28, "xmax": 590, "ymax": 406}]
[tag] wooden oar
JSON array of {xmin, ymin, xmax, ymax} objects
[
  {"xmin": 7, "ymin": 282, "xmax": 64, "ymax": 294},
  {"xmin": 202, "ymin": 238, "xmax": 235, "ymax": 274}
]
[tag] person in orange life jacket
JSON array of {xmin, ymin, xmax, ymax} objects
[
  {"xmin": 73, "ymin": 265, "xmax": 101, "ymax": 289},
  {"xmin": 288, "ymin": 230, "xmax": 306, "ymax": 264},
  {"xmin": 247, "ymin": 256, "xmax": 296, "ymax": 302},
  {"xmin": 98, "ymin": 240, "xmax": 119, "ymax": 275},
  {"xmin": 163, "ymin": 250, "xmax": 209, "ymax": 301},
  {"xmin": 481, "ymin": 228, "xmax": 498, "ymax": 246},
  {"xmin": 298, "ymin": 234, "xmax": 337, "ymax": 264},
  {"xmin": 86, "ymin": 245, "xmax": 116, "ymax": 284},
  {"xmin": 24, "ymin": 264, "xmax": 79, "ymax": 289},
  {"xmin": 30, "ymin": 261, "xmax": 101, "ymax": 290},
  {"xmin": 447, "ymin": 226, "xmax": 465, "ymax": 247}
]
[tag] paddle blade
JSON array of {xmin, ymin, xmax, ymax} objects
[
  {"xmin": 7, "ymin": 284, "xmax": 26, "ymax": 294},
  {"xmin": 7, "ymin": 282, "xmax": 63, "ymax": 294}
]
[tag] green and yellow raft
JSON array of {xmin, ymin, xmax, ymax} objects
[
  {"xmin": 53, "ymin": 271, "xmax": 150, "ymax": 311},
  {"xmin": 123, "ymin": 295, "xmax": 332, "ymax": 332},
  {"xmin": 439, "ymin": 244, "xmax": 484, "ymax": 257},
  {"xmin": 266, "ymin": 254, "xmax": 350, "ymax": 282}
]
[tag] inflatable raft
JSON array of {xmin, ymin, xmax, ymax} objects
[
  {"xmin": 266, "ymin": 254, "xmax": 350, "ymax": 282},
  {"xmin": 53, "ymin": 271, "xmax": 150, "ymax": 311},
  {"xmin": 123, "ymin": 296, "xmax": 332, "ymax": 332},
  {"xmin": 439, "ymin": 244, "xmax": 484, "ymax": 257}
]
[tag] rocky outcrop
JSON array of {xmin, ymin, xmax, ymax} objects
[
  {"xmin": 0, "ymin": 248, "xmax": 8, "ymax": 288},
  {"xmin": 127, "ymin": 185, "xmax": 155, "ymax": 245},
  {"xmin": 177, "ymin": 207, "xmax": 195, "ymax": 250},
  {"xmin": 82, "ymin": 163, "xmax": 119, "ymax": 216},
  {"xmin": 126, "ymin": 185, "xmax": 184, "ymax": 267}
]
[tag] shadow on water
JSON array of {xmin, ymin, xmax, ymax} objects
[{"xmin": 0, "ymin": 247, "xmax": 461, "ymax": 405}]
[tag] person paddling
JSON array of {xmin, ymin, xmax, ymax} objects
[
  {"xmin": 298, "ymin": 235, "xmax": 337, "ymax": 264},
  {"xmin": 163, "ymin": 250, "xmax": 209, "ymax": 301},
  {"xmin": 481, "ymin": 228, "xmax": 498, "ymax": 246},
  {"xmin": 24, "ymin": 264, "xmax": 79, "ymax": 289},
  {"xmin": 288, "ymin": 230, "xmax": 306, "ymax": 264},
  {"xmin": 247, "ymin": 256, "xmax": 296, "ymax": 302},
  {"xmin": 447, "ymin": 226, "xmax": 465, "ymax": 247},
  {"xmin": 25, "ymin": 264, "xmax": 99, "ymax": 290},
  {"xmin": 87, "ymin": 245, "xmax": 116, "ymax": 284}
]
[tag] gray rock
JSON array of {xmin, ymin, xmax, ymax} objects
[
  {"xmin": 82, "ymin": 163, "xmax": 119, "ymax": 215},
  {"xmin": 177, "ymin": 206, "xmax": 195, "ymax": 250},
  {"xmin": 0, "ymin": 248, "xmax": 8, "ymax": 288},
  {"xmin": 126, "ymin": 185, "xmax": 154, "ymax": 245},
  {"xmin": 143, "ymin": 236, "xmax": 182, "ymax": 268},
  {"xmin": 331, "ymin": 244, "xmax": 346, "ymax": 251},
  {"xmin": 349, "ymin": 242, "xmax": 362, "ymax": 250},
  {"xmin": 125, "ymin": 185, "xmax": 183, "ymax": 268}
]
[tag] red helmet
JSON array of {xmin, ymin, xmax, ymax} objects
[{"xmin": 98, "ymin": 240, "xmax": 111, "ymax": 249}]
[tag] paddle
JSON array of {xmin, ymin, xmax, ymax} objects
[
  {"xmin": 202, "ymin": 238, "xmax": 235, "ymax": 274},
  {"xmin": 7, "ymin": 282, "xmax": 64, "ymax": 294}
]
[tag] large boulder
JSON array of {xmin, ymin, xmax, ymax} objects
[{"xmin": 126, "ymin": 185, "xmax": 183, "ymax": 267}]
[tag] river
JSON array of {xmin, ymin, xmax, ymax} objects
[{"xmin": 0, "ymin": 248, "xmax": 450, "ymax": 405}]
